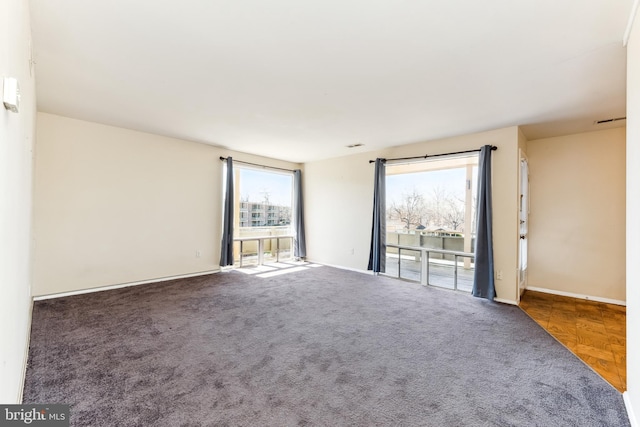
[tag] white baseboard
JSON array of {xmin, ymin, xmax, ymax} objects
[
  {"xmin": 307, "ymin": 260, "xmax": 372, "ymax": 275},
  {"xmin": 494, "ymin": 297, "xmax": 518, "ymax": 306},
  {"xmin": 17, "ymin": 295, "xmax": 34, "ymax": 403},
  {"xmin": 33, "ymin": 270, "xmax": 220, "ymax": 301},
  {"xmin": 525, "ymin": 286, "xmax": 626, "ymax": 306},
  {"xmin": 624, "ymin": 392, "xmax": 638, "ymax": 427}
]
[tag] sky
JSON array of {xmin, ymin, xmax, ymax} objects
[
  {"xmin": 234, "ymin": 165, "xmax": 476, "ymax": 208},
  {"xmin": 386, "ymin": 168, "xmax": 476, "ymax": 204},
  {"xmin": 238, "ymin": 168, "xmax": 293, "ymax": 206}
]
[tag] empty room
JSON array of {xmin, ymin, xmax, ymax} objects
[{"xmin": 2, "ymin": 0, "xmax": 640, "ymax": 426}]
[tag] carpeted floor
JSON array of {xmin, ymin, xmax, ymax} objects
[{"xmin": 23, "ymin": 265, "xmax": 630, "ymax": 426}]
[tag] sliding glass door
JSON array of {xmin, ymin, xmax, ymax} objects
[
  {"xmin": 233, "ymin": 167, "xmax": 294, "ymax": 266},
  {"xmin": 385, "ymin": 155, "xmax": 478, "ymax": 291}
]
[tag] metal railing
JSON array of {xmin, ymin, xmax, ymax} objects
[
  {"xmin": 386, "ymin": 244, "xmax": 475, "ymax": 291},
  {"xmin": 234, "ymin": 235, "xmax": 294, "ymax": 267}
]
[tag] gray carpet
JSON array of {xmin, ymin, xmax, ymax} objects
[{"xmin": 23, "ymin": 265, "xmax": 629, "ymax": 426}]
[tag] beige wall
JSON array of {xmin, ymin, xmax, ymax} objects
[
  {"xmin": 0, "ymin": 0, "xmax": 36, "ymax": 403},
  {"xmin": 626, "ymin": 9, "xmax": 640, "ymax": 423},
  {"xmin": 526, "ymin": 128, "xmax": 626, "ymax": 302},
  {"xmin": 32, "ymin": 113, "xmax": 299, "ymax": 296},
  {"xmin": 304, "ymin": 126, "xmax": 522, "ymax": 304}
]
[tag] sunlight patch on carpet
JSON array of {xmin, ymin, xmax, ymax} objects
[
  {"xmin": 234, "ymin": 261, "xmax": 322, "ymax": 277},
  {"xmin": 235, "ymin": 265, "xmax": 278, "ymax": 275},
  {"xmin": 257, "ymin": 266, "xmax": 309, "ymax": 278}
]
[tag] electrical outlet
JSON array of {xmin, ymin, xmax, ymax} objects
[
  {"xmin": 496, "ymin": 270, "xmax": 503, "ymax": 280},
  {"xmin": 196, "ymin": 250, "xmax": 201, "ymax": 258}
]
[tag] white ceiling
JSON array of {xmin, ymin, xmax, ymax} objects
[{"xmin": 29, "ymin": 0, "xmax": 633, "ymax": 163}]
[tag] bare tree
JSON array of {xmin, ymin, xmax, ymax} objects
[
  {"xmin": 426, "ymin": 185, "xmax": 449, "ymax": 228},
  {"xmin": 259, "ymin": 188, "xmax": 271, "ymax": 205},
  {"xmin": 442, "ymin": 198, "xmax": 465, "ymax": 231},
  {"xmin": 388, "ymin": 189, "xmax": 429, "ymax": 231},
  {"xmin": 426, "ymin": 186, "xmax": 466, "ymax": 231},
  {"xmin": 389, "ymin": 185, "xmax": 469, "ymax": 232}
]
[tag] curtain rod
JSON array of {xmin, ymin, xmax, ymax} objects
[
  {"xmin": 219, "ymin": 156, "xmax": 295, "ymax": 173},
  {"xmin": 368, "ymin": 146, "xmax": 497, "ymax": 164}
]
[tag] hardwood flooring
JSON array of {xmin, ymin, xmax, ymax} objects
[{"xmin": 519, "ymin": 290, "xmax": 626, "ymax": 392}]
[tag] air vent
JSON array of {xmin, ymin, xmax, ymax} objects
[
  {"xmin": 346, "ymin": 143, "xmax": 364, "ymax": 148},
  {"xmin": 594, "ymin": 117, "xmax": 626, "ymax": 125}
]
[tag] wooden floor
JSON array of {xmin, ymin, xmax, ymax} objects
[{"xmin": 519, "ymin": 291, "xmax": 626, "ymax": 392}]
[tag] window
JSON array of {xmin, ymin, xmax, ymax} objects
[
  {"xmin": 233, "ymin": 167, "xmax": 294, "ymax": 265},
  {"xmin": 235, "ymin": 168, "xmax": 292, "ymax": 231},
  {"xmin": 385, "ymin": 155, "xmax": 478, "ymax": 291}
]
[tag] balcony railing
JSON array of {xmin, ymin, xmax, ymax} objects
[
  {"xmin": 385, "ymin": 244, "xmax": 475, "ymax": 292},
  {"xmin": 233, "ymin": 234, "xmax": 294, "ymax": 267}
]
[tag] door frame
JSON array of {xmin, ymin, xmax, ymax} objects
[{"xmin": 518, "ymin": 149, "xmax": 529, "ymax": 300}]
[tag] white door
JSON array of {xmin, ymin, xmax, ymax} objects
[{"xmin": 518, "ymin": 152, "xmax": 529, "ymax": 297}]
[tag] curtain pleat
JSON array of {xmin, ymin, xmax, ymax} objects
[
  {"xmin": 367, "ymin": 158, "xmax": 386, "ymax": 273},
  {"xmin": 472, "ymin": 146, "xmax": 495, "ymax": 300},
  {"xmin": 293, "ymin": 170, "xmax": 307, "ymax": 258},
  {"xmin": 219, "ymin": 157, "xmax": 234, "ymax": 267}
]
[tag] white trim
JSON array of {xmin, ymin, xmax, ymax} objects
[
  {"xmin": 494, "ymin": 297, "xmax": 518, "ymax": 306},
  {"xmin": 624, "ymin": 392, "xmax": 638, "ymax": 427},
  {"xmin": 518, "ymin": 148, "xmax": 530, "ymax": 300},
  {"xmin": 307, "ymin": 260, "xmax": 372, "ymax": 275},
  {"xmin": 33, "ymin": 270, "xmax": 219, "ymax": 301},
  {"xmin": 624, "ymin": 0, "xmax": 640, "ymax": 47},
  {"xmin": 234, "ymin": 162, "xmax": 294, "ymax": 176},
  {"xmin": 17, "ymin": 298, "xmax": 34, "ymax": 403},
  {"xmin": 525, "ymin": 286, "xmax": 626, "ymax": 306}
]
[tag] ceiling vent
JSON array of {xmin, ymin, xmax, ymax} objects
[{"xmin": 594, "ymin": 117, "xmax": 626, "ymax": 125}]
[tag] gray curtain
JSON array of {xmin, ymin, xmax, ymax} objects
[
  {"xmin": 472, "ymin": 145, "xmax": 495, "ymax": 300},
  {"xmin": 367, "ymin": 158, "xmax": 386, "ymax": 273},
  {"xmin": 293, "ymin": 169, "xmax": 307, "ymax": 258},
  {"xmin": 219, "ymin": 157, "xmax": 234, "ymax": 267}
]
